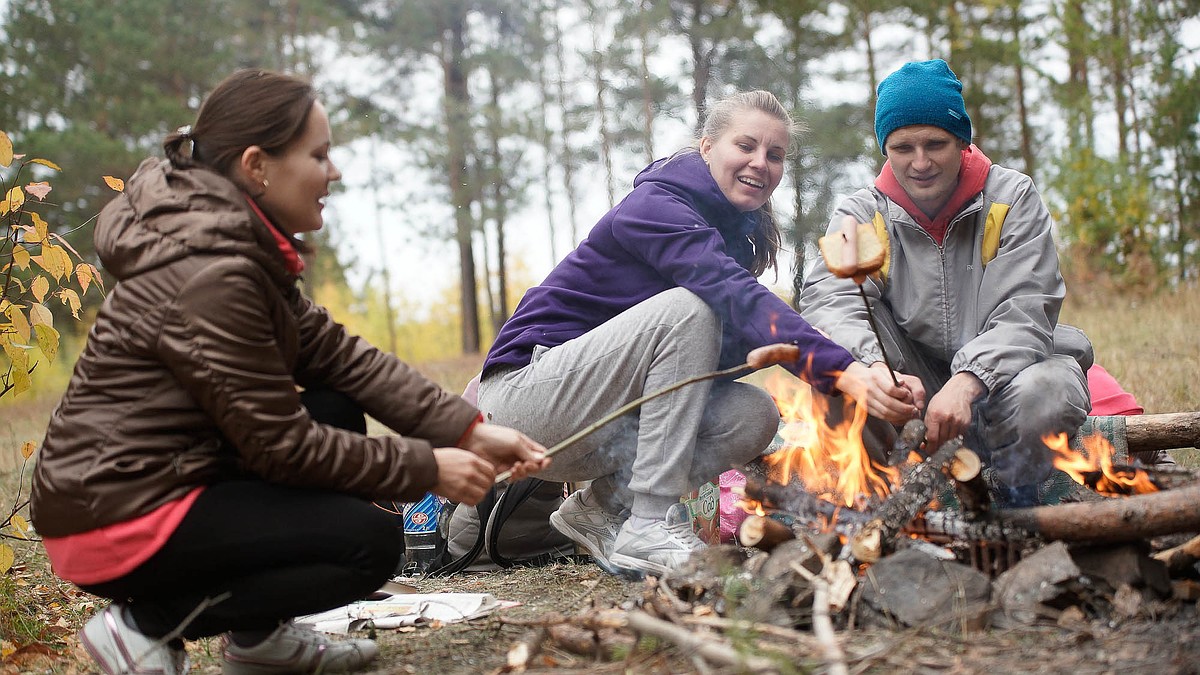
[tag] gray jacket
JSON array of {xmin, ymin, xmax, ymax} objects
[{"xmin": 799, "ymin": 164, "xmax": 1073, "ymax": 394}]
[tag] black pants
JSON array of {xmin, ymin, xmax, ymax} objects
[{"xmin": 80, "ymin": 390, "xmax": 401, "ymax": 639}]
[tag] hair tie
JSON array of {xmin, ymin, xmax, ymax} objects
[{"xmin": 176, "ymin": 124, "xmax": 193, "ymax": 139}]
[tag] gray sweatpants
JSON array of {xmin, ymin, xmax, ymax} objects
[{"xmin": 477, "ymin": 288, "xmax": 780, "ymax": 520}]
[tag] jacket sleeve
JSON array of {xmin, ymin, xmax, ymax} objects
[
  {"xmin": 798, "ymin": 191, "xmax": 892, "ymax": 367},
  {"xmin": 609, "ymin": 189, "xmax": 854, "ymax": 392},
  {"xmin": 290, "ymin": 294, "xmax": 480, "ymax": 446},
  {"xmin": 156, "ymin": 258, "xmax": 462, "ymax": 501},
  {"xmin": 951, "ymin": 178, "xmax": 1063, "ymax": 392}
]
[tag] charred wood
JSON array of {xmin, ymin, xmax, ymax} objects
[
  {"xmin": 849, "ymin": 437, "xmax": 963, "ymax": 563},
  {"xmin": 742, "ymin": 477, "xmax": 873, "ymax": 528}
]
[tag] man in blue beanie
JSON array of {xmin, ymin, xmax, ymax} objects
[{"xmin": 799, "ymin": 59, "xmax": 1093, "ymax": 506}]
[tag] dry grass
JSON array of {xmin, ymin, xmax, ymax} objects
[{"xmin": 1061, "ymin": 281, "xmax": 1199, "ymax": 415}]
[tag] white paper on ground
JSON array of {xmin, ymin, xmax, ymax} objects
[{"xmin": 295, "ymin": 592, "xmax": 518, "ymax": 634}]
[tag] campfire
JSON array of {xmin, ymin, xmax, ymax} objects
[{"xmin": 499, "ymin": 377, "xmax": 1200, "ymax": 674}]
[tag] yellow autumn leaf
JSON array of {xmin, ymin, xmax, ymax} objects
[
  {"xmin": 3, "ymin": 342, "xmax": 31, "ymax": 395},
  {"xmin": 4, "ymin": 303, "xmax": 30, "ymax": 343},
  {"xmin": 31, "ymin": 275, "xmax": 50, "ymax": 302},
  {"xmin": 20, "ymin": 441, "xmax": 36, "ymax": 459},
  {"xmin": 10, "ymin": 515, "xmax": 31, "ymax": 540},
  {"xmin": 75, "ymin": 262, "xmax": 95, "ymax": 295},
  {"xmin": 37, "ymin": 243, "xmax": 71, "ymax": 281},
  {"xmin": 5, "ymin": 186, "xmax": 24, "ymax": 212},
  {"xmin": 28, "ymin": 157, "xmax": 62, "ymax": 171},
  {"xmin": 0, "ymin": 543, "xmax": 14, "ymax": 575},
  {"xmin": 30, "ymin": 211, "xmax": 49, "ymax": 243},
  {"xmin": 29, "ymin": 301, "xmax": 52, "ymax": 326},
  {"xmin": 34, "ymin": 323, "xmax": 59, "ymax": 362},
  {"xmin": 11, "ymin": 244, "xmax": 30, "ymax": 270},
  {"xmin": 59, "ymin": 288, "xmax": 82, "ymax": 319},
  {"xmin": 0, "ymin": 130, "xmax": 11, "ymax": 167},
  {"xmin": 103, "ymin": 175, "xmax": 125, "ymax": 192}
]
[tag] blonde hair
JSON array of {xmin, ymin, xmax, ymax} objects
[{"xmin": 698, "ymin": 90, "xmax": 804, "ymax": 276}]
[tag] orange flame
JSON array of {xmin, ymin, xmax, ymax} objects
[
  {"xmin": 1045, "ymin": 432, "xmax": 1159, "ymax": 496},
  {"xmin": 760, "ymin": 372, "xmax": 900, "ymax": 507}
]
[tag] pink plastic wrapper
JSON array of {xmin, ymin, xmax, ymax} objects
[{"xmin": 718, "ymin": 469, "xmax": 748, "ymax": 544}]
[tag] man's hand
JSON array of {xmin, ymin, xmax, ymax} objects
[
  {"xmin": 835, "ymin": 361, "xmax": 925, "ymax": 424},
  {"xmin": 461, "ymin": 423, "xmax": 549, "ymax": 481},
  {"xmin": 924, "ymin": 372, "xmax": 986, "ymax": 451}
]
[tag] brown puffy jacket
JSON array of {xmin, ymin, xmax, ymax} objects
[{"xmin": 31, "ymin": 159, "xmax": 478, "ymax": 538}]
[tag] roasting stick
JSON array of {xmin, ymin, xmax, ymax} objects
[
  {"xmin": 821, "ymin": 217, "xmax": 900, "ymax": 387},
  {"xmin": 493, "ymin": 343, "xmax": 801, "ymax": 484}
]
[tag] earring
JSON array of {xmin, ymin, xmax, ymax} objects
[{"xmin": 261, "ymin": 178, "xmax": 270, "ymax": 190}]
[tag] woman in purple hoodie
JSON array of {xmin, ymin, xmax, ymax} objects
[{"xmin": 477, "ymin": 90, "xmax": 919, "ymax": 576}]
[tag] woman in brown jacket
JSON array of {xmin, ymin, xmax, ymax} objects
[{"xmin": 30, "ymin": 69, "xmax": 547, "ymax": 675}]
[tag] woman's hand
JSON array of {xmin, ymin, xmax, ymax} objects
[
  {"xmin": 461, "ymin": 422, "xmax": 549, "ymax": 482},
  {"xmin": 431, "ymin": 448, "xmax": 496, "ymax": 506},
  {"xmin": 834, "ymin": 361, "xmax": 925, "ymax": 424}
]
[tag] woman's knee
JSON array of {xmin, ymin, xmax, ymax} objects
[{"xmin": 653, "ymin": 288, "xmax": 720, "ymax": 333}]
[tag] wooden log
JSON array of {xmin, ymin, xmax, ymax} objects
[
  {"xmin": 742, "ymin": 477, "xmax": 873, "ymax": 527},
  {"xmin": 1152, "ymin": 533, "xmax": 1200, "ymax": 576},
  {"xmin": 849, "ymin": 437, "xmax": 963, "ymax": 563},
  {"xmin": 948, "ymin": 447, "xmax": 991, "ymax": 519},
  {"xmin": 738, "ymin": 514, "xmax": 796, "ymax": 552},
  {"xmin": 998, "ymin": 480, "xmax": 1200, "ymax": 544},
  {"xmin": 1123, "ymin": 412, "xmax": 1200, "ymax": 452}
]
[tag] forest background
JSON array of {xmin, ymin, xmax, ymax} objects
[
  {"xmin": 2, "ymin": 0, "xmax": 1198, "ymax": 389},
  {"xmin": 1, "ymin": 1, "xmax": 1199, "ymax": 668}
]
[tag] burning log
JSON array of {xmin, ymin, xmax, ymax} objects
[
  {"xmin": 948, "ymin": 447, "xmax": 991, "ymax": 518},
  {"xmin": 997, "ymin": 480, "xmax": 1200, "ymax": 544},
  {"xmin": 849, "ymin": 437, "xmax": 964, "ymax": 563},
  {"xmin": 741, "ymin": 477, "xmax": 873, "ymax": 528},
  {"xmin": 737, "ymin": 514, "xmax": 796, "ymax": 552}
]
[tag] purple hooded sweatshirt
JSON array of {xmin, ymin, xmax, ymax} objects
[{"xmin": 483, "ymin": 150, "xmax": 854, "ymax": 393}]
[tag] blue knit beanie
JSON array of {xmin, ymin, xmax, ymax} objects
[{"xmin": 874, "ymin": 59, "xmax": 972, "ymax": 155}]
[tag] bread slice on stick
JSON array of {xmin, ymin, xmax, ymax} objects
[{"xmin": 818, "ymin": 218, "xmax": 886, "ymax": 279}]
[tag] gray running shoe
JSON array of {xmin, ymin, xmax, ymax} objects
[
  {"xmin": 609, "ymin": 502, "xmax": 705, "ymax": 576},
  {"xmin": 80, "ymin": 604, "xmax": 190, "ymax": 675},
  {"xmin": 221, "ymin": 622, "xmax": 377, "ymax": 674},
  {"xmin": 548, "ymin": 488, "xmax": 626, "ymax": 574}
]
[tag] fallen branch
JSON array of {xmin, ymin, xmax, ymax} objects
[{"xmin": 612, "ymin": 610, "xmax": 781, "ymax": 673}]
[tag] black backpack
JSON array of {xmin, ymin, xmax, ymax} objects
[{"xmin": 425, "ymin": 478, "xmax": 581, "ymax": 576}]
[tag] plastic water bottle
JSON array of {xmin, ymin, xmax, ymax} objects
[{"xmin": 403, "ymin": 493, "xmax": 445, "ymax": 575}]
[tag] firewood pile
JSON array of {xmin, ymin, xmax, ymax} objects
[{"xmin": 496, "ymin": 412, "xmax": 1200, "ymax": 674}]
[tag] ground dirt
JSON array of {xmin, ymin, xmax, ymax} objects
[{"xmin": 188, "ymin": 560, "xmax": 1197, "ymax": 675}]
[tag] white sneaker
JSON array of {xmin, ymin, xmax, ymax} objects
[
  {"xmin": 609, "ymin": 503, "xmax": 705, "ymax": 576},
  {"xmin": 548, "ymin": 488, "xmax": 626, "ymax": 574},
  {"xmin": 221, "ymin": 622, "xmax": 377, "ymax": 674},
  {"xmin": 80, "ymin": 604, "xmax": 190, "ymax": 675}
]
